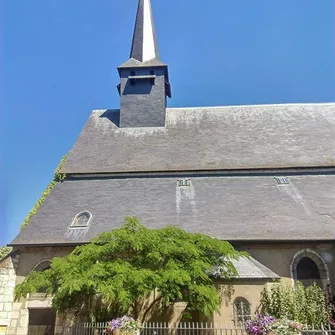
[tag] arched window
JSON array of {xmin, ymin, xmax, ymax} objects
[
  {"xmin": 71, "ymin": 211, "xmax": 92, "ymax": 228},
  {"xmin": 297, "ymin": 257, "xmax": 321, "ymax": 280},
  {"xmin": 32, "ymin": 260, "xmax": 51, "ymax": 294},
  {"xmin": 291, "ymin": 249, "xmax": 329, "ymax": 289},
  {"xmin": 233, "ymin": 297, "xmax": 251, "ymax": 326},
  {"xmin": 33, "ymin": 260, "xmax": 51, "ymax": 272}
]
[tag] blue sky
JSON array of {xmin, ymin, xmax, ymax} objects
[{"xmin": 1, "ymin": 0, "xmax": 335, "ymax": 246}]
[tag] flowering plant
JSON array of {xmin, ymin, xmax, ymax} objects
[
  {"xmin": 104, "ymin": 316, "xmax": 141, "ymax": 334},
  {"xmin": 245, "ymin": 314, "xmax": 276, "ymax": 335},
  {"xmin": 245, "ymin": 314, "xmax": 302, "ymax": 335},
  {"xmin": 270, "ymin": 318, "xmax": 302, "ymax": 335}
]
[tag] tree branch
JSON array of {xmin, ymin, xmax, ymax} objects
[{"xmin": 141, "ymin": 295, "xmax": 163, "ymax": 323}]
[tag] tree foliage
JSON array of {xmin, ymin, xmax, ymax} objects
[
  {"xmin": 21, "ymin": 154, "xmax": 67, "ymax": 229},
  {"xmin": 15, "ymin": 218, "xmax": 245, "ymax": 321},
  {"xmin": 0, "ymin": 245, "xmax": 12, "ymax": 261},
  {"xmin": 258, "ymin": 281, "xmax": 329, "ymax": 327}
]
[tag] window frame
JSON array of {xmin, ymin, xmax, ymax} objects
[
  {"xmin": 70, "ymin": 210, "xmax": 92, "ymax": 228},
  {"xmin": 232, "ymin": 297, "xmax": 251, "ymax": 326}
]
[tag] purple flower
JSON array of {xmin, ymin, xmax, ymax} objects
[
  {"xmin": 244, "ymin": 314, "xmax": 276, "ymax": 335},
  {"xmin": 105, "ymin": 316, "xmax": 141, "ymax": 334}
]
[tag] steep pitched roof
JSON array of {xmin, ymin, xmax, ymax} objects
[
  {"xmin": 10, "ymin": 174, "xmax": 335, "ymax": 246},
  {"xmin": 61, "ymin": 103, "xmax": 335, "ymax": 174}
]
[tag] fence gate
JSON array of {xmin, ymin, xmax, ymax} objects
[{"xmin": 28, "ymin": 308, "xmax": 56, "ymax": 335}]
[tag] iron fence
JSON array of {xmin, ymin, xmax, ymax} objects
[{"xmin": 63, "ymin": 322, "xmax": 335, "ymax": 335}]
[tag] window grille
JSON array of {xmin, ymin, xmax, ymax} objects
[{"xmin": 233, "ymin": 297, "xmax": 251, "ymax": 326}]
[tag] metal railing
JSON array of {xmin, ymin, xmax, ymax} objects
[{"xmin": 62, "ymin": 322, "xmax": 335, "ymax": 335}]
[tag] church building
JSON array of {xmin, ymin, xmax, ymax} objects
[{"xmin": 1, "ymin": 0, "xmax": 335, "ymax": 334}]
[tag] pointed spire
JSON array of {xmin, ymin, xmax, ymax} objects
[{"xmin": 130, "ymin": 0, "xmax": 160, "ymax": 63}]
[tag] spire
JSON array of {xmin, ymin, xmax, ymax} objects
[
  {"xmin": 130, "ymin": 0, "xmax": 160, "ymax": 63},
  {"xmin": 117, "ymin": 0, "xmax": 171, "ymax": 128}
]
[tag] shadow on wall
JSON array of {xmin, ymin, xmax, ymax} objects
[
  {"xmin": 100, "ymin": 110, "xmax": 120, "ymax": 127},
  {"xmin": 147, "ymin": 300, "xmax": 207, "ymax": 323},
  {"xmin": 122, "ymin": 79, "xmax": 154, "ymax": 95},
  {"xmin": 219, "ymin": 284, "xmax": 235, "ymax": 307}
]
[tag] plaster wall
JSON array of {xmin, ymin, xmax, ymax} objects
[
  {"xmin": 213, "ymin": 281, "xmax": 269, "ymax": 325},
  {"xmin": 240, "ymin": 243, "xmax": 335, "ymax": 293},
  {"xmin": 15, "ymin": 246, "xmax": 74, "ymax": 279}
]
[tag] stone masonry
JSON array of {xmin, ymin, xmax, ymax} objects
[{"xmin": 0, "ymin": 255, "xmax": 17, "ymax": 335}]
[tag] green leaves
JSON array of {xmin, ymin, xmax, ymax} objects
[
  {"xmin": 258, "ymin": 281, "xmax": 329, "ymax": 327},
  {"xmin": 0, "ymin": 245, "xmax": 12, "ymax": 261},
  {"xmin": 15, "ymin": 217, "xmax": 244, "ymax": 321},
  {"xmin": 21, "ymin": 154, "xmax": 68, "ymax": 229}
]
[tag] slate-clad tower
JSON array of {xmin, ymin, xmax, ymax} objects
[{"xmin": 117, "ymin": 0, "xmax": 171, "ymax": 128}]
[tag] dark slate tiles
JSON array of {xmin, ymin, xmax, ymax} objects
[
  {"xmin": 61, "ymin": 103, "xmax": 335, "ymax": 174},
  {"xmin": 10, "ymin": 174, "xmax": 335, "ymax": 245}
]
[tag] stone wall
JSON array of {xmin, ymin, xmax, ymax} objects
[
  {"xmin": 0, "ymin": 255, "xmax": 17, "ymax": 335},
  {"xmin": 7, "ymin": 246, "xmax": 74, "ymax": 335}
]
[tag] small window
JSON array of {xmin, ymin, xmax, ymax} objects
[
  {"xmin": 233, "ymin": 297, "xmax": 251, "ymax": 326},
  {"xmin": 177, "ymin": 179, "xmax": 191, "ymax": 187},
  {"xmin": 71, "ymin": 211, "xmax": 92, "ymax": 228},
  {"xmin": 130, "ymin": 71, "xmax": 136, "ymax": 86},
  {"xmin": 149, "ymin": 70, "xmax": 155, "ymax": 85},
  {"xmin": 274, "ymin": 176, "xmax": 290, "ymax": 185}
]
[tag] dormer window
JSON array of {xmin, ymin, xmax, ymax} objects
[
  {"xmin": 274, "ymin": 176, "xmax": 290, "ymax": 186},
  {"xmin": 71, "ymin": 211, "xmax": 92, "ymax": 228},
  {"xmin": 177, "ymin": 179, "xmax": 191, "ymax": 187}
]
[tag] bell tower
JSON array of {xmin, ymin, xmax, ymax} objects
[{"xmin": 117, "ymin": 0, "xmax": 171, "ymax": 128}]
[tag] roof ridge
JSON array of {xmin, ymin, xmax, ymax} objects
[{"xmin": 166, "ymin": 102, "xmax": 335, "ymax": 111}]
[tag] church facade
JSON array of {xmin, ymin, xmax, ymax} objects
[{"xmin": 1, "ymin": 0, "xmax": 335, "ymax": 334}]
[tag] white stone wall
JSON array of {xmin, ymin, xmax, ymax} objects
[
  {"xmin": 0, "ymin": 254, "xmax": 29, "ymax": 335},
  {"xmin": 0, "ymin": 256, "xmax": 16, "ymax": 335}
]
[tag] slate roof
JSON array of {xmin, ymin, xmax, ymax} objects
[
  {"xmin": 61, "ymin": 103, "xmax": 335, "ymax": 174},
  {"xmin": 10, "ymin": 174, "xmax": 335, "ymax": 246},
  {"xmin": 231, "ymin": 256, "xmax": 280, "ymax": 279},
  {"xmin": 211, "ymin": 256, "xmax": 280, "ymax": 279}
]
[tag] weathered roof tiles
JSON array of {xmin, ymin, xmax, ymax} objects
[
  {"xmin": 10, "ymin": 174, "xmax": 335, "ymax": 246},
  {"xmin": 61, "ymin": 102, "xmax": 335, "ymax": 174}
]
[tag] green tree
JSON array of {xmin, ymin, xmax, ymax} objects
[
  {"xmin": 0, "ymin": 245, "xmax": 12, "ymax": 261},
  {"xmin": 258, "ymin": 281, "xmax": 329, "ymax": 327},
  {"xmin": 15, "ymin": 218, "xmax": 245, "ymax": 322}
]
